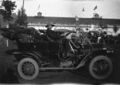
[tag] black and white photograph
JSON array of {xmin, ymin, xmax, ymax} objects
[{"xmin": 0, "ymin": 0, "xmax": 120, "ymax": 84}]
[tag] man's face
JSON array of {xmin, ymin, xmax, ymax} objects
[{"xmin": 47, "ymin": 25, "xmax": 53, "ymax": 29}]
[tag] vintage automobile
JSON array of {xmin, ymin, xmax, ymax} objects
[{"xmin": 0, "ymin": 27, "xmax": 114, "ymax": 81}]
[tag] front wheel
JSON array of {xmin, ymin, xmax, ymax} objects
[
  {"xmin": 89, "ymin": 55, "xmax": 113, "ymax": 80},
  {"xmin": 17, "ymin": 57, "xmax": 39, "ymax": 80}
]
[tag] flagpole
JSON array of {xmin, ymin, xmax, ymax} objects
[{"xmin": 82, "ymin": 7, "xmax": 85, "ymax": 18}]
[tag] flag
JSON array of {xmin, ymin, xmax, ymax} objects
[
  {"xmin": 93, "ymin": 5, "xmax": 97, "ymax": 10},
  {"xmin": 82, "ymin": 8, "xmax": 85, "ymax": 12},
  {"xmin": 37, "ymin": 4, "xmax": 40, "ymax": 10}
]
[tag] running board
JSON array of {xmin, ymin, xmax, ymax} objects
[{"xmin": 39, "ymin": 67, "xmax": 76, "ymax": 70}]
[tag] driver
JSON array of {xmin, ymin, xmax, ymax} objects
[{"xmin": 45, "ymin": 24, "xmax": 63, "ymax": 41}]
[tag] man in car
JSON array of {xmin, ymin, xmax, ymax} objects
[
  {"xmin": 46, "ymin": 24, "xmax": 73, "ymax": 66},
  {"xmin": 45, "ymin": 24, "xmax": 64, "ymax": 42}
]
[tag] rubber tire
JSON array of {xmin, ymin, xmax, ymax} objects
[
  {"xmin": 17, "ymin": 57, "xmax": 39, "ymax": 80},
  {"xmin": 89, "ymin": 55, "xmax": 113, "ymax": 80}
]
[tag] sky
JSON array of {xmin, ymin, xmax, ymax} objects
[{"xmin": 2, "ymin": 0, "xmax": 120, "ymax": 19}]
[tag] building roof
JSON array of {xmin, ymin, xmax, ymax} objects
[{"xmin": 27, "ymin": 16, "xmax": 120, "ymax": 26}]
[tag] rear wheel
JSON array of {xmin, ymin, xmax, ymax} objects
[
  {"xmin": 89, "ymin": 55, "xmax": 113, "ymax": 80},
  {"xmin": 17, "ymin": 57, "xmax": 39, "ymax": 80}
]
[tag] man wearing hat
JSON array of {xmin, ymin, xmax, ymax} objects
[{"xmin": 45, "ymin": 23, "xmax": 62, "ymax": 41}]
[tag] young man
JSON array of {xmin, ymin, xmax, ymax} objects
[
  {"xmin": 45, "ymin": 24, "xmax": 73, "ymax": 67},
  {"xmin": 45, "ymin": 24, "xmax": 63, "ymax": 41}
]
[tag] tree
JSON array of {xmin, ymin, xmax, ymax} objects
[
  {"xmin": 15, "ymin": 8, "xmax": 27, "ymax": 27},
  {"xmin": 0, "ymin": 0, "xmax": 16, "ymax": 21}
]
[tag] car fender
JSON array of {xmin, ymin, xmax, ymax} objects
[
  {"xmin": 76, "ymin": 49, "xmax": 114, "ymax": 69},
  {"xmin": 12, "ymin": 50, "xmax": 42, "ymax": 64}
]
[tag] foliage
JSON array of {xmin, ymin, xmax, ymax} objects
[
  {"xmin": 15, "ymin": 8, "xmax": 28, "ymax": 27},
  {"xmin": 0, "ymin": 0, "xmax": 16, "ymax": 21}
]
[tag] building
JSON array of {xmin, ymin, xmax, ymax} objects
[{"xmin": 27, "ymin": 16, "xmax": 120, "ymax": 31}]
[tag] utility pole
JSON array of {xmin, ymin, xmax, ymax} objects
[
  {"xmin": 22, "ymin": 0, "xmax": 24, "ymax": 9},
  {"xmin": 1, "ymin": 0, "xmax": 4, "ymax": 6},
  {"xmin": 21, "ymin": 0, "xmax": 25, "ymax": 16}
]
